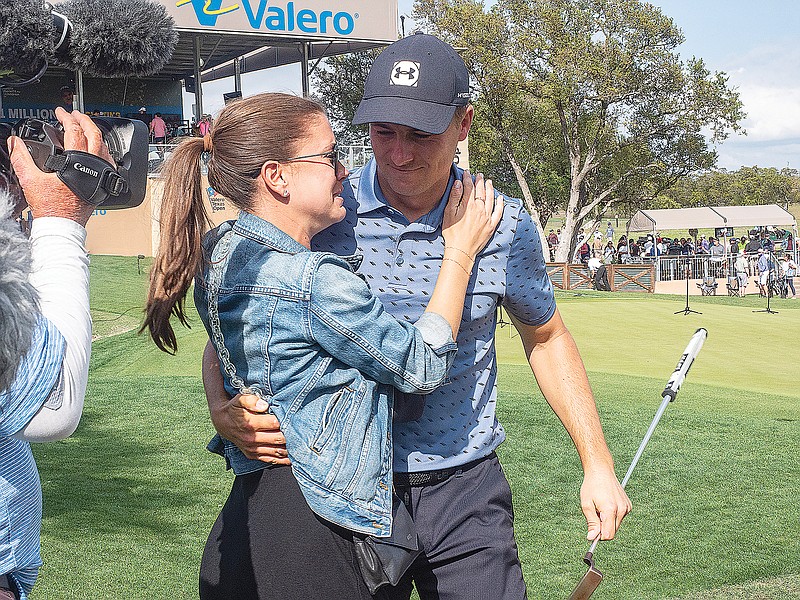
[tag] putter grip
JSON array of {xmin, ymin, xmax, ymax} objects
[{"xmin": 662, "ymin": 328, "xmax": 707, "ymax": 401}]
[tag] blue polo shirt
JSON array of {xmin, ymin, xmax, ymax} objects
[
  {"xmin": 313, "ymin": 159, "xmax": 555, "ymax": 473},
  {"xmin": 1, "ymin": 316, "xmax": 65, "ymax": 600}
]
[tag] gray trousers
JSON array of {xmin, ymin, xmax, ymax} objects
[{"xmin": 387, "ymin": 453, "xmax": 527, "ymax": 600}]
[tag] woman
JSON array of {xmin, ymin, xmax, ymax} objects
[
  {"xmin": 603, "ymin": 240, "xmax": 616, "ymax": 264},
  {"xmin": 142, "ymin": 93, "xmax": 502, "ymax": 599}
]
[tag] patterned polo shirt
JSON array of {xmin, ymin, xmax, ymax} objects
[
  {"xmin": 0, "ymin": 316, "xmax": 65, "ymax": 600},
  {"xmin": 312, "ymin": 159, "xmax": 555, "ymax": 473}
]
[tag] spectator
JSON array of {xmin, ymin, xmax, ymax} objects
[
  {"xmin": 605, "ymin": 221, "xmax": 614, "ymax": 242},
  {"xmin": 1, "ymin": 108, "xmax": 108, "ymax": 600},
  {"xmin": 781, "ymin": 253, "xmax": 797, "ymax": 298},
  {"xmin": 735, "ymin": 252, "xmax": 749, "ymax": 294},
  {"xmin": 149, "ymin": 112, "xmax": 168, "ymax": 157},
  {"xmin": 666, "ymin": 238, "xmax": 681, "ymax": 255},
  {"xmin": 603, "ymin": 240, "xmax": 616, "ymax": 264},
  {"xmin": 58, "ymin": 86, "xmax": 74, "ymax": 112},
  {"xmin": 198, "ymin": 115, "xmax": 213, "ymax": 136},
  {"xmin": 744, "ymin": 236, "xmax": 761, "ymax": 254},
  {"xmin": 592, "ymin": 230, "xmax": 604, "ymax": 258},
  {"xmin": 579, "ymin": 235, "xmax": 591, "ymax": 264},
  {"xmin": 699, "ymin": 235, "xmax": 709, "ymax": 253},
  {"xmin": 756, "ymin": 248, "xmax": 771, "ymax": 296},
  {"xmin": 729, "ymin": 237, "xmax": 739, "ymax": 255},
  {"xmin": 547, "ymin": 229, "xmax": 558, "ymax": 261},
  {"xmin": 628, "ymin": 237, "xmax": 640, "ymax": 258},
  {"xmin": 617, "ymin": 235, "xmax": 629, "ymax": 263}
]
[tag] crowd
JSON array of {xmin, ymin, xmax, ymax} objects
[{"xmin": 566, "ymin": 223, "xmax": 797, "ymax": 298}]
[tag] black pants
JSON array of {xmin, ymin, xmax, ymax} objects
[
  {"xmin": 385, "ymin": 453, "xmax": 527, "ymax": 600},
  {"xmin": 199, "ymin": 466, "xmax": 375, "ymax": 600}
]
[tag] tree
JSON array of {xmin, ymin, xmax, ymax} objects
[
  {"xmin": 661, "ymin": 166, "xmax": 800, "ymax": 207},
  {"xmin": 414, "ymin": 0, "xmax": 746, "ymax": 261},
  {"xmin": 310, "ymin": 48, "xmax": 381, "ymax": 143}
]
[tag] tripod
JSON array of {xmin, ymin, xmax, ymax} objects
[
  {"xmin": 675, "ymin": 261, "xmax": 701, "ymax": 315},
  {"xmin": 754, "ymin": 249, "xmax": 778, "ymax": 314}
]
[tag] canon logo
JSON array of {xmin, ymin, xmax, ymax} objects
[{"xmin": 74, "ymin": 162, "xmax": 99, "ymax": 178}]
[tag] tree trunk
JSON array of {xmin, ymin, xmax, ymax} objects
[{"xmin": 500, "ymin": 133, "xmax": 547, "ymax": 249}]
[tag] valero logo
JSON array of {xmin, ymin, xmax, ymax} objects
[{"xmin": 176, "ymin": 0, "xmax": 358, "ymax": 35}]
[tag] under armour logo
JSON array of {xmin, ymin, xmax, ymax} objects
[{"xmin": 390, "ymin": 61, "xmax": 420, "ymax": 87}]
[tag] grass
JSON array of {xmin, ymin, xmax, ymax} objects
[{"xmin": 29, "ymin": 256, "xmax": 800, "ymax": 599}]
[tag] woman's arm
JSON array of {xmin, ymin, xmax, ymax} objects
[
  {"xmin": 308, "ymin": 171, "xmax": 503, "ymax": 393},
  {"xmin": 423, "ymin": 171, "xmax": 503, "ymax": 338}
]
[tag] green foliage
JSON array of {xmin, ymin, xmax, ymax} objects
[
  {"xmin": 663, "ymin": 166, "xmax": 800, "ymax": 207},
  {"xmin": 310, "ymin": 48, "xmax": 381, "ymax": 143},
  {"xmin": 413, "ymin": 0, "xmax": 746, "ymax": 259}
]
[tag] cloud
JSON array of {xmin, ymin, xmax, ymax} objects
[{"xmin": 735, "ymin": 85, "xmax": 800, "ymax": 142}]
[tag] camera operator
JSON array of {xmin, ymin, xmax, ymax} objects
[{"xmin": 1, "ymin": 108, "xmax": 112, "ymax": 600}]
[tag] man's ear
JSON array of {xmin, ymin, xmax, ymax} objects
[{"xmin": 458, "ymin": 105, "xmax": 474, "ymax": 142}]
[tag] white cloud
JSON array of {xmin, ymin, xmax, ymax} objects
[{"xmin": 735, "ymin": 85, "xmax": 800, "ymax": 142}]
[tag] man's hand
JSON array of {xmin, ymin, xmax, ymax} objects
[
  {"xmin": 511, "ymin": 310, "xmax": 632, "ymax": 542},
  {"xmin": 580, "ymin": 466, "xmax": 631, "ymax": 541},
  {"xmin": 203, "ymin": 341, "xmax": 290, "ymax": 465},
  {"xmin": 8, "ymin": 108, "xmax": 113, "ymax": 227}
]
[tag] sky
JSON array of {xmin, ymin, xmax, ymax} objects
[{"xmin": 185, "ymin": 0, "xmax": 800, "ymax": 172}]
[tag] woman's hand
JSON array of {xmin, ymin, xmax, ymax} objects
[{"xmin": 442, "ymin": 170, "xmax": 504, "ymax": 263}]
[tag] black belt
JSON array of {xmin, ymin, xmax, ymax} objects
[{"xmin": 394, "ymin": 452, "xmax": 495, "ymax": 487}]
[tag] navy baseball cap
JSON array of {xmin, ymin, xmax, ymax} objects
[{"xmin": 353, "ymin": 33, "xmax": 470, "ymax": 135}]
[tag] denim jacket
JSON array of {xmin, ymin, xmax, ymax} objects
[{"xmin": 195, "ymin": 212, "xmax": 457, "ymax": 536}]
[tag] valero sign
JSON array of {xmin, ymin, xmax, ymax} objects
[{"xmin": 166, "ymin": 0, "xmax": 397, "ymax": 42}]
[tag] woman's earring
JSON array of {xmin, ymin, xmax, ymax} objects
[{"xmin": 282, "ymin": 189, "xmax": 289, "ymax": 197}]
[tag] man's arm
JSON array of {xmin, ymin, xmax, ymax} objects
[
  {"xmin": 10, "ymin": 108, "xmax": 110, "ymax": 441},
  {"xmin": 511, "ymin": 309, "xmax": 631, "ymax": 541},
  {"xmin": 203, "ymin": 341, "xmax": 290, "ymax": 464}
]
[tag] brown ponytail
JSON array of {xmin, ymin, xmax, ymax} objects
[{"xmin": 142, "ymin": 92, "xmax": 326, "ymax": 353}]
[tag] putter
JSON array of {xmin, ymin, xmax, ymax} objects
[{"xmin": 568, "ymin": 327, "xmax": 708, "ymax": 600}]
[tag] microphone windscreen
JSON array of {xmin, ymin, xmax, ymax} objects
[
  {"xmin": 57, "ymin": 0, "xmax": 178, "ymax": 77},
  {"xmin": 0, "ymin": 0, "xmax": 54, "ymax": 73}
]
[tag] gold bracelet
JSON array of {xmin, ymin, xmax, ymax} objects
[
  {"xmin": 444, "ymin": 246, "xmax": 474, "ymax": 260},
  {"xmin": 442, "ymin": 257, "xmax": 472, "ymax": 277}
]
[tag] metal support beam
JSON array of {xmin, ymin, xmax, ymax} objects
[
  {"xmin": 301, "ymin": 42, "xmax": 310, "ymax": 97},
  {"xmin": 234, "ymin": 57, "xmax": 242, "ymax": 93},
  {"xmin": 75, "ymin": 70, "xmax": 85, "ymax": 113},
  {"xmin": 193, "ymin": 34, "xmax": 204, "ymax": 123}
]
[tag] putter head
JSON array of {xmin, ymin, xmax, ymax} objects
[{"xmin": 567, "ymin": 551, "xmax": 604, "ymax": 600}]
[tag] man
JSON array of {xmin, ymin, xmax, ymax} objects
[
  {"xmin": 744, "ymin": 235, "xmax": 761, "ymax": 255},
  {"xmin": 546, "ymin": 229, "xmax": 558, "ymax": 261},
  {"xmin": 734, "ymin": 252, "xmax": 749, "ymax": 294},
  {"xmin": 1, "ymin": 108, "xmax": 108, "ymax": 599},
  {"xmin": 605, "ymin": 221, "xmax": 614, "ymax": 242},
  {"xmin": 204, "ymin": 34, "xmax": 629, "ymax": 599},
  {"xmin": 58, "ymin": 86, "xmax": 73, "ymax": 112},
  {"xmin": 149, "ymin": 112, "xmax": 167, "ymax": 156},
  {"xmin": 756, "ymin": 247, "xmax": 771, "ymax": 296}
]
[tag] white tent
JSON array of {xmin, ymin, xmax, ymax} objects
[{"xmin": 628, "ymin": 204, "xmax": 797, "ymax": 232}]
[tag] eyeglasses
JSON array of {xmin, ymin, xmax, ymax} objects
[{"xmin": 283, "ymin": 143, "xmax": 345, "ymax": 176}]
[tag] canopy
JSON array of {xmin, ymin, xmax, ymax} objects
[{"xmin": 628, "ymin": 204, "xmax": 797, "ymax": 232}]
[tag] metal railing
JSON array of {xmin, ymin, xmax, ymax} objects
[{"xmin": 646, "ymin": 254, "xmax": 766, "ymax": 281}]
